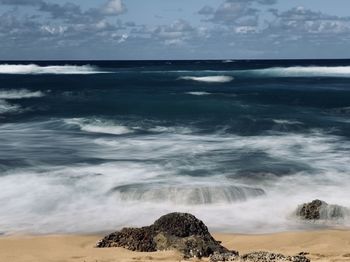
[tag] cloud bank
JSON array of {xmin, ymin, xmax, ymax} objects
[{"xmin": 0, "ymin": 0, "xmax": 349, "ymax": 59}]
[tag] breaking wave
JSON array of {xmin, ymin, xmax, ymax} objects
[
  {"xmin": 244, "ymin": 66, "xmax": 350, "ymax": 78},
  {"xmin": 64, "ymin": 118, "xmax": 134, "ymax": 135},
  {"xmin": 185, "ymin": 91, "xmax": 212, "ymax": 96},
  {"xmin": 0, "ymin": 89, "xmax": 44, "ymax": 99},
  {"xmin": 0, "ymin": 99, "xmax": 20, "ymax": 114},
  {"xmin": 111, "ymin": 183, "xmax": 265, "ymax": 205},
  {"xmin": 0, "ymin": 64, "xmax": 108, "ymax": 75},
  {"xmin": 179, "ymin": 76, "xmax": 234, "ymax": 83}
]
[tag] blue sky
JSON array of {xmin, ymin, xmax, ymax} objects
[{"xmin": 0, "ymin": 0, "xmax": 350, "ymax": 60}]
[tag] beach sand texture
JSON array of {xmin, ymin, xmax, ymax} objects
[{"xmin": 1, "ymin": 230, "xmax": 350, "ymax": 262}]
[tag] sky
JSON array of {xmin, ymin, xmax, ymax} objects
[{"xmin": 0, "ymin": 0, "xmax": 350, "ymax": 60}]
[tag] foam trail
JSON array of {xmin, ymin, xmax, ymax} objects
[
  {"xmin": 273, "ymin": 119, "xmax": 302, "ymax": 125},
  {"xmin": 186, "ymin": 91, "xmax": 212, "ymax": 96},
  {"xmin": 0, "ymin": 64, "xmax": 108, "ymax": 75},
  {"xmin": 0, "ymin": 89, "xmax": 44, "ymax": 99},
  {"xmin": 247, "ymin": 66, "xmax": 350, "ymax": 78},
  {"xmin": 0, "ymin": 99, "xmax": 20, "ymax": 114},
  {"xmin": 64, "ymin": 118, "xmax": 133, "ymax": 135},
  {"xmin": 180, "ymin": 76, "xmax": 234, "ymax": 83},
  {"xmin": 112, "ymin": 183, "xmax": 265, "ymax": 205}
]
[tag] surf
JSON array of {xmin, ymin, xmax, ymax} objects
[
  {"xmin": 0, "ymin": 64, "xmax": 108, "ymax": 75},
  {"xmin": 179, "ymin": 76, "xmax": 234, "ymax": 83},
  {"xmin": 239, "ymin": 66, "xmax": 350, "ymax": 78},
  {"xmin": 0, "ymin": 89, "xmax": 44, "ymax": 99}
]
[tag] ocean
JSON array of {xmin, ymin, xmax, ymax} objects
[{"xmin": 0, "ymin": 60, "xmax": 350, "ymax": 235}]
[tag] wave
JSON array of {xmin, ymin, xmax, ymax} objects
[
  {"xmin": 0, "ymin": 99, "xmax": 20, "ymax": 114},
  {"xmin": 0, "ymin": 64, "xmax": 108, "ymax": 75},
  {"xmin": 273, "ymin": 119, "xmax": 303, "ymax": 125},
  {"xmin": 111, "ymin": 183, "xmax": 265, "ymax": 205},
  {"xmin": 145, "ymin": 66, "xmax": 350, "ymax": 79},
  {"xmin": 185, "ymin": 91, "xmax": 212, "ymax": 96},
  {"xmin": 64, "ymin": 118, "xmax": 133, "ymax": 135},
  {"xmin": 245, "ymin": 66, "xmax": 350, "ymax": 78},
  {"xmin": 179, "ymin": 76, "xmax": 234, "ymax": 83},
  {"xmin": 295, "ymin": 202, "xmax": 350, "ymax": 221},
  {"xmin": 1, "ymin": 120, "xmax": 350, "ymax": 234},
  {"xmin": 0, "ymin": 89, "xmax": 44, "ymax": 99}
]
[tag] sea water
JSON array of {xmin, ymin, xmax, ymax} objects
[{"xmin": 0, "ymin": 59, "xmax": 350, "ymax": 234}]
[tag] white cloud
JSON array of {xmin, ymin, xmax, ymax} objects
[
  {"xmin": 102, "ymin": 0, "xmax": 125, "ymax": 15},
  {"xmin": 118, "ymin": 33, "xmax": 128, "ymax": 43}
]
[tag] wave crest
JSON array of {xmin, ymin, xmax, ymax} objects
[
  {"xmin": 0, "ymin": 64, "xmax": 108, "ymax": 75},
  {"xmin": 64, "ymin": 118, "xmax": 133, "ymax": 135},
  {"xmin": 180, "ymin": 76, "xmax": 234, "ymax": 83},
  {"xmin": 0, "ymin": 99, "xmax": 21, "ymax": 114},
  {"xmin": 185, "ymin": 91, "xmax": 212, "ymax": 96},
  {"xmin": 247, "ymin": 66, "xmax": 350, "ymax": 78},
  {"xmin": 0, "ymin": 89, "xmax": 44, "ymax": 99}
]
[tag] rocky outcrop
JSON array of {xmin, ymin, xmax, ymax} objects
[
  {"xmin": 296, "ymin": 199, "xmax": 349, "ymax": 220},
  {"xmin": 209, "ymin": 251, "xmax": 239, "ymax": 261},
  {"xmin": 96, "ymin": 212, "xmax": 230, "ymax": 258},
  {"xmin": 210, "ymin": 251, "xmax": 310, "ymax": 262}
]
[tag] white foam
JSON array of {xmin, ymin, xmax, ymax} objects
[
  {"xmin": 1, "ymin": 120, "xmax": 350, "ymax": 234},
  {"xmin": 273, "ymin": 119, "xmax": 302, "ymax": 125},
  {"xmin": 64, "ymin": 118, "xmax": 133, "ymax": 135},
  {"xmin": 0, "ymin": 89, "xmax": 44, "ymax": 99},
  {"xmin": 180, "ymin": 76, "xmax": 234, "ymax": 83},
  {"xmin": 0, "ymin": 64, "xmax": 108, "ymax": 75},
  {"xmin": 112, "ymin": 183, "xmax": 265, "ymax": 205},
  {"xmin": 185, "ymin": 91, "xmax": 212, "ymax": 96},
  {"xmin": 248, "ymin": 66, "xmax": 350, "ymax": 78},
  {"xmin": 0, "ymin": 99, "xmax": 20, "ymax": 114},
  {"xmin": 222, "ymin": 59, "xmax": 235, "ymax": 63}
]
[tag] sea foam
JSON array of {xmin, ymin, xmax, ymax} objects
[
  {"xmin": 180, "ymin": 76, "xmax": 234, "ymax": 83},
  {"xmin": 185, "ymin": 91, "xmax": 212, "ymax": 96},
  {"xmin": 0, "ymin": 89, "xmax": 44, "ymax": 99},
  {"xmin": 0, "ymin": 99, "xmax": 20, "ymax": 114},
  {"xmin": 64, "ymin": 118, "xmax": 134, "ymax": 135},
  {"xmin": 246, "ymin": 66, "xmax": 350, "ymax": 78},
  {"xmin": 1, "ymin": 120, "xmax": 350, "ymax": 234},
  {"xmin": 0, "ymin": 64, "xmax": 108, "ymax": 75}
]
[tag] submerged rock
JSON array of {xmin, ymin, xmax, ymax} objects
[
  {"xmin": 96, "ymin": 212, "xmax": 230, "ymax": 258},
  {"xmin": 111, "ymin": 183, "xmax": 265, "ymax": 205},
  {"xmin": 296, "ymin": 199, "xmax": 349, "ymax": 220},
  {"xmin": 210, "ymin": 251, "xmax": 310, "ymax": 262}
]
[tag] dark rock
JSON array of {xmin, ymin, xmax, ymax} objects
[
  {"xmin": 296, "ymin": 199, "xmax": 349, "ymax": 220},
  {"xmin": 153, "ymin": 212, "xmax": 209, "ymax": 238},
  {"xmin": 209, "ymin": 251, "xmax": 240, "ymax": 261},
  {"xmin": 297, "ymin": 199, "xmax": 324, "ymax": 220},
  {"xmin": 96, "ymin": 212, "xmax": 231, "ymax": 258},
  {"xmin": 96, "ymin": 227, "xmax": 156, "ymax": 252},
  {"xmin": 241, "ymin": 251, "xmax": 310, "ymax": 262},
  {"xmin": 210, "ymin": 251, "xmax": 310, "ymax": 262}
]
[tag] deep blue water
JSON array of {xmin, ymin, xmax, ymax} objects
[{"xmin": 0, "ymin": 60, "xmax": 350, "ymax": 234}]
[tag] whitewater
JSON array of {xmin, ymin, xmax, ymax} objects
[{"xmin": 0, "ymin": 60, "xmax": 350, "ymax": 235}]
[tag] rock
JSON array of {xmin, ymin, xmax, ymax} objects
[
  {"xmin": 296, "ymin": 199, "xmax": 349, "ymax": 220},
  {"xmin": 210, "ymin": 251, "xmax": 309, "ymax": 262},
  {"xmin": 240, "ymin": 251, "xmax": 310, "ymax": 262},
  {"xmin": 210, "ymin": 251, "xmax": 240, "ymax": 261},
  {"xmin": 153, "ymin": 212, "xmax": 210, "ymax": 238},
  {"xmin": 96, "ymin": 212, "xmax": 231, "ymax": 258},
  {"xmin": 95, "ymin": 227, "xmax": 156, "ymax": 252}
]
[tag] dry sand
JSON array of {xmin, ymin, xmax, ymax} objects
[{"xmin": 1, "ymin": 230, "xmax": 350, "ymax": 262}]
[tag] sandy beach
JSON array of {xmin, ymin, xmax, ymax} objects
[{"xmin": 1, "ymin": 230, "xmax": 350, "ymax": 262}]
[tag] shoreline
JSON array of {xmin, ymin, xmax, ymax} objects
[{"xmin": 2, "ymin": 229, "xmax": 350, "ymax": 261}]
